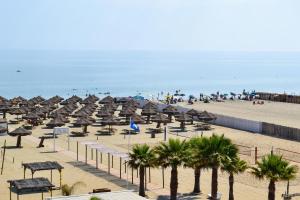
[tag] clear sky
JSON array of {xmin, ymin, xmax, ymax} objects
[{"xmin": 0, "ymin": 0, "xmax": 300, "ymax": 51}]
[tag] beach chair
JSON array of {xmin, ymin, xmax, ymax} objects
[{"xmin": 71, "ymin": 131, "xmax": 87, "ymax": 137}]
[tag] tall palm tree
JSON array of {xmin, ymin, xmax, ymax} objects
[
  {"xmin": 128, "ymin": 144, "xmax": 155, "ymax": 197},
  {"xmin": 186, "ymin": 137, "xmax": 207, "ymax": 194},
  {"xmin": 251, "ymin": 154, "xmax": 298, "ymax": 200},
  {"xmin": 154, "ymin": 138, "xmax": 189, "ymax": 200},
  {"xmin": 221, "ymin": 157, "xmax": 247, "ymax": 200},
  {"xmin": 200, "ymin": 134, "xmax": 238, "ymax": 200}
]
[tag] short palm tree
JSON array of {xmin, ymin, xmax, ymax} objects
[
  {"xmin": 221, "ymin": 157, "xmax": 247, "ymax": 200},
  {"xmin": 200, "ymin": 134, "xmax": 238, "ymax": 200},
  {"xmin": 61, "ymin": 181, "xmax": 86, "ymax": 196},
  {"xmin": 128, "ymin": 144, "xmax": 155, "ymax": 197},
  {"xmin": 251, "ymin": 154, "xmax": 298, "ymax": 200},
  {"xmin": 154, "ymin": 138, "xmax": 189, "ymax": 200},
  {"xmin": 186, "ymin": 137, "xmax": 207, "ymax": 194}
]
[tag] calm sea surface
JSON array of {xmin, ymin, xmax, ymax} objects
[{"xmin": 0, "ymin": 50, "xmax": 299, "ymax": 99}]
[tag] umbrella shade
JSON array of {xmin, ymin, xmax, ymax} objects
[
  {"xmin": 96, "ymin": 110, "xmax": 112, "ymax": 118},
  {"xmin": 8, "ymin": 127, "xmax": 32, "ymax": 137},
  {"xmin": 119, "ymin": 108, "xmax": 136, "ymax": 117},
  {"xmin": 74, "ymin": 118, "xmax": 93, "ymax": 126},
  {"xmin": 24, "ymin": 112, "xmax": 39, "ymax": 120},
  {"xmin": 198, "ymin": 111, "xmax": 217, "ymax": 121},
  {"xmin": 175, "ymin": 112, "xmax": 193, "ymax": 122},
  {"xmin": 142, "ymin": 102, "xmax": 158, "ymax": 110},
  {"xmin": 101, "ymin": 116, "xmax": 119, "ymax": 125},
  {"xmin": 131, "ymin": 114, "xmax": 145, "ymax": 124},
  {"xmin": 9, "ymin": 108, "xmax": 26, "ymax": 115},
  {"xmin": 162, "ymin": 105, "xmax": 179, "ymax": 115},
  {"xmin": 141, "ymin": 108, "xmax": 157, "ymax": 116},
  {"xmin": 99, "ymin": 96, "xmax": 114, "ymax": 104},
  {"xmin": 47, "ymin": 118, "xmax": 65, "ymax": 127},
  {"xmin": 151, "ymin": 113, "xmax": 169, "ymax": 123},
  {"xmin": 186, "ymin": 109, "xmax": 200, "ymax": 117}
]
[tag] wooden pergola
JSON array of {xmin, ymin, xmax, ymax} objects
[
  {"xmin": 7, "ymin": 177, "xmax": 54, "ymax": 200},
  {"xmin": 22, "ymin": 161, "xmax": 64, "ymax": 188}
]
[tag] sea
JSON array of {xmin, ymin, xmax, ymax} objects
[{"xmin": 0, "ymin": 50, "xmax": 300, "ymax": 99}]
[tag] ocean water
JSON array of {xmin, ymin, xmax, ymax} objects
[{"xmin": 0, "ymin": 50, "xmax": 300, "ymax": 99}]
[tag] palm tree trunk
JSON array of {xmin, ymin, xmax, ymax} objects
[
  {"xmin": 170, "ymin": 166, "xmax": 178, "ymax": 200},
  {"xmin": 193, "ymin": 167, "xmax": 201, "ymax": 194},
  {"xmin": 139, "ymin": 167, "xmax": 145, "ymax": 197},
  {"xmin": 268, "ymin": 180, "xmax": 275, "ymax": 200},
  {"xmin": 211, "ymin": 166, "xmax": 219, "ymax": 200},
  {"xmin": 229, "ymin": 173, "xmax": 234, "ymax": 200}
]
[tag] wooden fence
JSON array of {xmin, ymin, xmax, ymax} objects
[{"xmin": 261, "ymin": 122, "xmax": 300, "ymax": 141}]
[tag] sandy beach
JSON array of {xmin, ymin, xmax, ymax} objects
[
  {"xmin": 178, "ymin": 100, "xmax": 300, "ymax": 129},
  {"xmin": 1, "ymin": 100, "xmax": 300, "ymax": 200}
]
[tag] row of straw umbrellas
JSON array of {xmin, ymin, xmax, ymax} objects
[{"xmin": 0, "ymin": 95, "xmax": 216, "ymax": 147}]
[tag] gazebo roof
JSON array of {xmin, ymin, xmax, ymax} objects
[
  {"xmin": 22, "ymin": 161, "xmax": 64, "ymax": 172},
  {"xmin": 8, "ymin": 177, "xmax": 54, "ymax": 191}
]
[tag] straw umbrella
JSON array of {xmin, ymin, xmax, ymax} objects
[
  {"xmin": 198, "ymin": 111, "xmax": 217, "ymax": 122},
  {"xmin": 74, "ymin": 118, "xmax": 92, "ymax": 133},
  {"xmin": 101, "ymin": 115, "xmax": 119, "ymax": 134},
  {"xmin": 151, "ymin": 113, "xmax": 169, "ymax": 128},
  {"xmin": 119, "ymin": 107, "xmax": 136, "ymax": 123},
  {"xmin": 24, "ymin": 112, "xmax": 39, "ymax": 126},
  {"xmin": 99, "ymin": 96, "xmax": 114, "ymax": 104},
  {"xmin": 175, "ymin": 112, "xmax": 193, "ymax": 130},
  {"xmin": 141, "ymin": 107, "xmax": 157, "ymax": 124},
  {"xmin": 9, "ymin": 108, "xmax": 26, "ymax": 120},
  {"xmin": 162, "ymin": 105, "xmax": 179, "ymax": 122},
  {"xmin": 131, "ymin": 114, "xmax": 146, "ymax": 124},
  {"xmin": 8, "ymin": 127, "xmax": 32, "ymax": 148},
  {"xmin": 0, "ymin": 102, "xmax": 11, "ymax": 119},
  {"xmin": 46, "ymin": 117, "xmax": 65, "ymax": 128},
  {"xmin": 186, "ymin": 109, "xmax": 200, "ymax": 124}
]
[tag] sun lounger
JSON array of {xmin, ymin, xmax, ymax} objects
[{"xmin": 91, "ymin": 188, "xmax": 111, "ymax": 193}]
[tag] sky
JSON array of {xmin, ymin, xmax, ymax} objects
[{"xmin": 0, "ymin": 0, "xmax": 300, "ymax": 51}]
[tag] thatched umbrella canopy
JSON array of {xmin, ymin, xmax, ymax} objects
[
  {"xmin": 73, "ymin": 118, "xmax": 93, "ymax": 133},
  {"xmin": 131, "ymin": 114, "xmax": 145, "ymax": 124},
  {"xmin": 46, "ymin": 117, "xmax": 65, "ymax": 128},
  {"xmin": 119, "ymin": 107, "xmax": 136, "ymax": 123},
  {"xmin": 9, "ymin": 108, "xmax": 27, "ymax": 120},
  {"xmin": 143, "ymin": 101, "xmax": 158, "ymax": 110},
  {"xmin": 103, "ymin": 103, "xmax": 118, "ymax": 111},
  {"xmin": 162, "ymin": 105, "xmax": 179, "ymax": 122},
  {"xmin": 0, "ymin": 102, "xmax": 12, "ymax": 119},
  {"xmin": 198, "ymin": 111, "xmax": 217, "ymax": 122},
  {"xmin": 96, "ymin": 110, "xmax": 112, "ymax": 118},
  {"xmin": 141, "ymin": 107, "xmax": 157, "ymax": 124},
  {"xmin": 101, "ymin": 116, "xmax": 119, "ymax": 133},
  {"xmin": 175, "ymin": 112, "xmax": 193, "ymax": 130},
  {"xmin": 99, "ymin": 96, "xmax": 114, "ymax": 104},
  {"xmin": 23, "ymin": 112, "xmax": 39, "ymax": 126},
  {"xmin": 8, "ymin": 127, "xmax": 32, "ymax": 148},
  {"xmin": 151, "ymin": 113, "xmax": 169, "ymax": 128},
  {"xmin": 186, "ymin": 109, "xmax": 201, "ymax": 124}
]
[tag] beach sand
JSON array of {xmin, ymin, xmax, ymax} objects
[
  {"xmin": 1, "ymin": 102, "xmax": 300, "ymax": 200},
  {"xmin": 178, "ymin": 100, "xmax": 300, "ymax": 128}
]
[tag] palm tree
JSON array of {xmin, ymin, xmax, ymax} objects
[
  {"xmin": 128, "ymin": 144, "xmax": 155, "ymax": 197},
  {"xmin": 154, "ymin": 138, "xmax": 189, "ymax": 200},
  {"xmin": 200, "ymin": 134, "xmax": 238, "ymax": 200},
  {"xmin": 186, "ymin": 137, "xmax": 207, "ymax": 194},
  {"xmin": 221, "ymin": 157, "xmax": 247, "ymax": 200},
  {"xmin": 61, "ymin": 181, "xmax": 86, "ymax": 196},
  {"xmin": 251, "ymin": 154, "xmax": 298, "ymax": 200}
]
